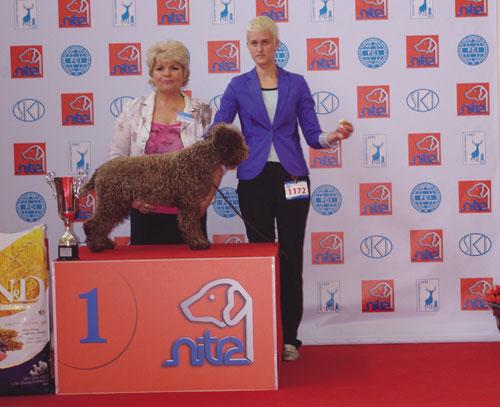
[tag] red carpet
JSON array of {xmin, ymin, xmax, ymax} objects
[{"xmin": 2, "ymin": 342, "xmax": 499, "ymax": 407}]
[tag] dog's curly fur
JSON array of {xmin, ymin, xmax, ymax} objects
[{"xmin": 82, "ymin": 124, "xmax": 248, "ymax": 252}]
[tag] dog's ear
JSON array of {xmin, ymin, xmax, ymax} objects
[{"xmin": 211, "ymin": 124, "xmax": 248, "ymax": 166}]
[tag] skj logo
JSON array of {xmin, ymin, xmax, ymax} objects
[
  {"xmin": 458, "ymin": 180, "xmax": 491, "ymax": 213},
  {"xmin": 10, "ymin": 45, "xmax": 43, "ymax": 78},
  {"xmin": 212, "ymin": 0, "xmax": 235, "ymax": 24},
  {"xmin": 362, "ymin": 280, "xmax": 394, "ymax": 312},
  {"xmin": 307, "ymin": 38, "xmax": 340, "ymax": 71},
  {"xmin": 359, "ymin": 182, "xmax": 392, "ymax": 215},
  {"xmin": 157, "ymin": 0, "xmax": 190, "ymax": 25},
  {"xmin": 311, "ymin": 232, "xmax": 344, "ymax": 265},
  {"xmin": 16, "ymin": 0, "xmax": 38, "ymax": 29},
  {"xmin": 61, "ymin": 93, "xmax": 94, "ymax": 126},
  {"xmin": 410, "ymin": 229, "xmax": 443, "ymax": 262},
  {"xmin": 356, "ymin": 0, "xmax": 388, "ymax": 20},
  {"xmin": 417, "ymin": 279, "xmax": 439, "ymax": 312},
  {"xmin": 12, "ymin": 98, "xmax": 45, "ymax": 122},
  {"xmin": 363, "ymin": 134, "xmax": 386, "ymax": 167},
  {"xmin": 463, "ymin": 131, "xmax": 485, "ymax": 165},
  {"xmin": 208, "ymin": 41, "xmax": 240, "ymax": 73},
  {"xmin": 457, "ymin": 83, "xmax": 489, "ymax": 116},
  {"xmin": 357, "ymin": 85, "xmax": 390, "ymax": 118},
  {"xmin": 455, "ymin": 0, "xmax": 487, "ymax": 17},
  {"xmin": 461, "ymin": 278, "xmax": 492, "ymax": 310},
  {"xmin": 58, "ymin": 0, "xmax": 91, "ymax": 28},
  {"xmin": 309, "ymin": 144, "xmax": 341, "ymax": 168},
  {"xmin": 256, "ymin": 0, "xmax": 288, "ymax": 22},
  {"xmin": 406, "ymin": 35, "xmax": 439, "ymax": 68},
  {"xmin": 318, "ymin": 281, "xmax": 341, "ymax": 313},
  {"xmin": 164, "ymin": 279, "xmax": 253, "ymax": 366},
  {"xmin": 360, "ymin": 235, "xmax": 393, "ymax": 259},
  {"xmin": 408, "ymin": 133, "xmax": 441, "ymax": 166},
  {"xmin": 109, "ymin": 43, "xmax": 141, "ymax": 76},
  {"xmin": 459, "ymin": 233, "xmax": 491, "ymax": 256},
  {"xmin": 14, "ymin": 143, "xmax": 46, "ymax": 175}
]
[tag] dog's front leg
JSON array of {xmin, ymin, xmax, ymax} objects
[{"xmin": 177, "ymin": 207, "xmax": 210, "ymax": 250}]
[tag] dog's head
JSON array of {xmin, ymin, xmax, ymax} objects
[{"xmin": 208, "ymin": 124, "xmax": 248, "ymax": 168}]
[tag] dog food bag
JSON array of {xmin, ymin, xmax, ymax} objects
[{"xmin": 0, "ymin": 225, "xmax": 52, "ymax": 395}]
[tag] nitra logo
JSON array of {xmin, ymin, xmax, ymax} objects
[
  {"xmin": 318, "ymin": 281, "xmax": 340, "ymax": 313},
  {"xmin": 16, "ymin": 191, "xmax": 46, "ymax": 222},
  {"xmin": 410, "ymin": 182, "xmax": 441, "ymax": 213},
  {"xmin": 212, "ymin": 187, "xmax": 239, "ymax": 218},
  {"xmin": 256, "ymin": 0, "xmax": 288, "ymax": 22},
  {"xmin": 417, "ymin": 279, "xmax": 439, "ymax": 312},
  {"xmin": 109, "ymin": 43, "xmax": 142, "ymax": 76},
  {"xmin": 58, "ymin": 0, "xmax": 91, "ymax": 28},
  {"xmin": 110, "ymin": 96, "xmax": 134, "ymax": 118},
  {"xmin": 360, "ymin": 235, "xmax": 393, "ymax": 259},
  {"xmin": 458, "ymin": 35, "xmax": 488, "ymax": 66},
  {"xmin": 362, "ymin": 280, "xmax": 394, "ymax": 313},
  {"xmin": 459, "ymin": 180, "xmax": 491, "ymax": 213},
  {"xmin": 208, "ymin": 41, "xmax": 240, "ymax": 73},
  {"xmin": 408, "ymin": 132, "xmax": 441, "ymax": 166},
  {"xmin": 309, "ymin": 144, "xmax": 341, "ymax": 168},
  {"xmin": 164, "ymin": 278, "xmax": 253, "ymax": 367},
  {"xmin": 311, "ymin": 232, "xmax": 344, "ymax": 265},
  {"xmin": 61, "ymin": 93, "xmax": 94, "ymax": 126},
  {"xmin": 410, "ymin": 229, "xmax": 443, "ymax": 262},
  {"xmin": 14, "ymin": 143, "xmax": 46, "ymax": 175},
  {"xmin": 406, "ymin": 89, "xmax": 439, "ymax": 112},
  {"xmin": 358, "ymin": 38, "xmax": 388, "ymax": 68},
  {"xmin": 275, "ymin": 41, "xmax": 289, "ymax": 68},
  {"xmin": 212, "ymin": 0, "xmax": 235, "ymax": 24},
  {"xmin": 462, "ymin": 131, "xmax": 485, "ymax": 165},
  {"xmin": 455, "ymin": 0, "xmax": 488, "ymax": 17},
  {"xmin": 157, "ymin": 0, "xmax": 190, "ymax": 25},
  {"xmin": 307, "ymin": 38, "xmax": 339, "ymax": 71},
  {"xmin": 312, "ymin": 91, "xmax": 339, "ymax": 115},
  {"xmin": 461, "ymin": 278, "xmax": 492, "ymax": 311},
  {"xmin": 363, "ymin": 134, "xmax": 386, "ymax": 167},
  {"xmin": 61, "ymin": 45, "xmax": 91, "ymax": 76},
  {"xmin": 457, "ymin": 83, "xmax": 489, "ymax": 116},
  {"xmin": 406, "ymin": 35, "xmax": 439, "ymax": 68},
  {"xmin": 13, "ymin": 99, "xmax": 45, "ymax": 122},
  {"xmin": 411, "ymin": 0, "xmax": 433, "ymax": 19},
  {"xmin": 75, "ymin": 192, "xmax": 95, "ymax": 221},
  {"xmin": 357, "ymin": 86, "xmax": 390, "ymax": 118},
  {"xmin": 311, "ymin": 185, "xmax": 342, "ymax": 215},
  {"xmin": 359, "ymin": 183, "xmax": 392, "ymax": 215},
  {"xmin": 10, "ymin": 45, "xmax": 43, "ymax": 78},
  {"xmin": 459, "ymin": 233, "xmax": 492, "ymax": 256},
  {"xmin": 113, "ymin": 0, "xmax": 135, "ymax": 27},
  {"xmin": 356, "ymin": 0, "xmax": 388, "ymax": 20},
  {"xmin": 16, "ymin": 0, "xmax": 38, "ymax": 29}
]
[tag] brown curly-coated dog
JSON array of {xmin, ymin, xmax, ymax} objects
[{"xmin": 81, "ymin": 124, "xmax": 248, "ymax": 252}]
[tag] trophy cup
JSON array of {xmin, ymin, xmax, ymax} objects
[{"xmin": 46, "ymin": 171, "xmax": 86, "ymax": 260}]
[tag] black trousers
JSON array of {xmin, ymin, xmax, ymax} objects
[
  {"xmin": 237, "ymin": 162, "xmax": 310, "ymax": 348},
  {"xmin": 130, "ymin": 209, "xmax": 207, "ymax": 245}
]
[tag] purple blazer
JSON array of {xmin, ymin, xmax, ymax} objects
[{"xmin": 213, "ymin": 67, "xmax": 325, "ymax": 180}]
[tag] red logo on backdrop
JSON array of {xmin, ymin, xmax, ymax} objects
[
  {"xmin": 456, "ymin": 0, "xmax": 488, "ymax": 17},
  {"xmin": 311, "ymin": 232, "xmax": 344, "ymax": 265},
  {"xmin": 14, "ymin": 143, "xmax": 46, "ymax": 175},
  {"xmin": 357, "ymin": 85, "xmax": 390, "ymax": 118},
  {"xmin": 461, "ymin": 278, "xmax": 492, "ymax": 310},
  {"xmin": 157, "ymin": 0, "xmax": 190, "ymax": 25},
  {"xmin": 406, "ymin": 35, "xmax": 439, "ymax": 68},
  {"xmin": 408, "ymin": 133, "xmax": 441, "ymax": 166},
  {"xmin": 362, "ymin": 280, "xmax": 394, "ymax": 313},
  {"xmin": 10, "ymin": 45, "xmax": 43, "ymax": 78},
  {"xmin": 58, "ymin": 0, "xmax": 91, "ymax": 28},
  {"xmin": 410, "ymin": 229, "xmax": 443, "ymax": 262},
  {"xmin": 212, "ymin": 234, "xmax": 246, "ymax": 244},
  {"xmin": 309, "ymin": 144, "xmax": 341, "ymax": 168},
  {"xmin": 458, "ymin": 180, "xmax": 491, "ymax": 213},
  {"xmin": 208, "ymin": 41, "xmax": 240, "ymax": 74},
  {"xmin": 359, "ymin": 182, "xmax": 392, "ymax": 215},
  {"xmin": 61, "ymin": 93, "xmax": 94, "ymax": 126},
  {"xmin": 457, "ymin": 83, "xmax": 489, "ymax": 116},
  {"xmin": 356, "ymin": 0, "xmax": 388, "ymax": 20},
  {"xmin": 109, "ymin": 43, "xmax": 142, "ymax": 76},
  {"xmin": 256, "ymin": 0, "xmax": 288, "ymax": 22},
  {"xmin": 75, "ymin": 190, "xmax": 96, "ymax": 222},
  {"xmin": 307, "ymin": 38, "xmax": 340, "ymax": 71}
]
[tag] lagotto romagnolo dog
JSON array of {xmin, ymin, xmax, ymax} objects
[{"xmin": 81, "ymin": 123, "xmax": 248, "ymax": 252}]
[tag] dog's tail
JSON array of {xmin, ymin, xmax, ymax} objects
[{"xmin": 79, "ymin": 170, "xmax": 97, "ymax": 196}]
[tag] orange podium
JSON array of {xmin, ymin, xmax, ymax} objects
[{"xmin": 52, "ymin": 243, "xmax": 280, "ymax": 394}]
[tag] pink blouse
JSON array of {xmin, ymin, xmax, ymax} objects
[{"xmin": 145, "ymin": 122, "xmax": 183, "ymax": 214}]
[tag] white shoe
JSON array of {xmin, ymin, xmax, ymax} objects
[{"xmin": 283, "ymin": 344, "xmax": 300, "ymax": 361}]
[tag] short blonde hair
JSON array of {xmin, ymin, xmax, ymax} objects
[
  {"xmin": 146, "ymin": 40, "xmax": 190, "ymax": 86},
  {"xmin": 246, "ymin": 16, "xmax": 279, "ymax": 41}
]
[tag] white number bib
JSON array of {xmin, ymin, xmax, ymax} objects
[{"xmin": 284, "ymin": 180, "xmax": 309, "ymax": 200}]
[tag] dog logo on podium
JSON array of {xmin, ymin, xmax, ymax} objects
[{"xmin": 164, "ymin": 278, "xmax": 254, "ymax": 366}]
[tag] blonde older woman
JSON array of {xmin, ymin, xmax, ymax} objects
[
  {"xmin": 213, "ymin": 16, "xmax": 353, "ymax": 361},
  {"xmin": 109, "ymin": 40, "xmax": 215, "ymax": 245}
]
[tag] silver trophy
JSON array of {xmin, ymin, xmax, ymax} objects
[{"xmin": 46, "ymin": 170, "xmax": 86, "ymax": 260}]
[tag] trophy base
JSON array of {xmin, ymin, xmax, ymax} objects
[{"xmin": 58, "ymin": 245, "xmax": 79, "ymax": 261}]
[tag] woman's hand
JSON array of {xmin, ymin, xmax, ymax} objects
[
  {"xmin": 326, "ymin": 120, "xmax": 354, "ymax": 145},
  {"xmin": 132, "ymin": 200, "xmax": 154, "ymax": 214}
]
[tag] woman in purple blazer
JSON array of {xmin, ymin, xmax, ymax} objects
[{"xmin": 213, "ymin": 16, "xmax": 353, "ymax": 361}]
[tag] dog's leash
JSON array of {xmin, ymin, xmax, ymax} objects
[{"xmin": 212, "ymin": 184, "xmax": 290, "ymax": 259}]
